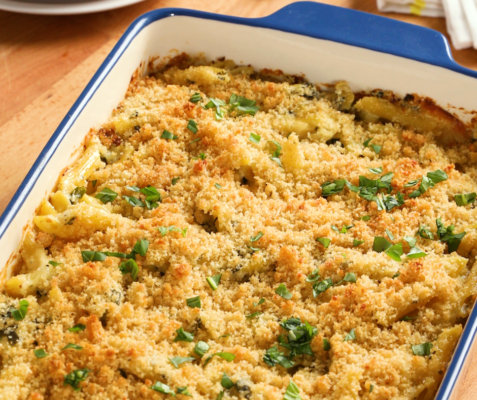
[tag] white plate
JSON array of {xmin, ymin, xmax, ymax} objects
[{"xmin": 0, "ymin": 0, "xmax": 146, "ymax": 15}]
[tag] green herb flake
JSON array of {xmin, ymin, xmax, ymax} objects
[
  {"xmin": 206, "ymin": 274, "xmax": 222, "ymax": 291},
  {"xmin": 312, "ymin": 278, "xmax": 333, "ymax": 297},
  {"xmin": 161, "ymin": 130, "xmax": 178, "ymax": 140},
  {"xmin": 370, "ymin": 384, "xmax": 374, "ymax": 393},
  {"xmin": 177, "ymin": 387, "xmax": 192, "ymax": 397},
  {"xmin": 411, "ymin": 342, "xmax": 433, "ymax": 356},
  {"xmin": 151, "ymin": 381, "xmax": 176, "ymax": 396},
  {"xmin": 81, "ymin": 250, "xmax": 107, "ymax": 263},
  {"xmin": 323, "ymin": 339, "xmax": 331, "ymax": 351},
  {"xmin": 249, "ymin": 132, "xmax": 261, "ymax": 144},
  {"xmin": 216, "ymin": 391, "xmax": 224, "ymax": 400},
  {"xmin": 343, "ymin": 273, "xmax": 357, "ymax": 283},
  {"xmin": 278, "ymin": 318, "xmax": 318, "ymax": 360},
  {"xmin": 275, "ymin": 283, "xmax": 292, "ymax": 300},
  {"xmin": 455, "ymin": 192, "xmax": 476, "ymax": 206},
  {"xmin": 361, "ymin": 215, "xmax": 370, "ymax": 221},
  {"xmin": 187, "ymin": 119, "xmax": 198, "ymax": 134},
  {"xmin": 316, "ymin": 237, "xmax": 331, "ymax": 248},
  {"xmin": 221, "ymin": 372, "xmax": 234, "ymax": 389},
  {"xmin": 34, "ymin": 349, "xmax": 48, "ymax": 358},
  {"xmin": 263, "ymin": 345, "xmax": 294, "ymax": 368},
  {"xmin": 385, "ymin": 229, "xmax": 395, "ymax": 241},
  {"xmin": 321, "ymin": 179, "xmax": 346, "ymax": 197},
  {"xmin": 70, "ymin": 186, "xmax": 86, "ymax": 204},
  {"xmin": 11, "ymin": 299, "xmax": 29, "ymax": 321},
  {"xmin": 203, "ymin": 352, "xmax": 236, "ymax": 367},
  {"xmin": 370, "ymin": 144, "xmax": 382, "ymax": 154},
  {"xmin": 306, "ymin": 269, "xmax": 320, "ymax": 283},
  {"xmin": 172, "ymin": 177, "xmax": 181, "ymax": 186},
  {"xmin": 406, "ymin": 246, "xmax": 427, "ymax": 259},
  {"xmin": 368, "ymin": 167, "xmax": 383, "ymax": 174},
  {"xmin": 123, "ymin": 195, "xmax": 144, "ymax": 208},
  {"xmin": 131, "ymin": 238, "xmax": 149, "ymax": 257},
  {"xmin": 169, "ymin": 356, "xmax": 195, "ymax": 368},
  {"xmin": 61, "ymin": 343, "xmax": 83, "ymax": 351},
  {"xmin": 189, "ymin": 138, "xmax": 202, "ymax": 144},
  {"xmin": 48, "ymin": 261, "xmax": 62, "ymax": 267},
  {"xmin": 126, "ymin": 185, "xmax": 140, "ymax": 192},
  {"xmin": 174, "ymin": 327, "xmax": 194, "ymax": 343},
  {"xmin": 119, "ymin": 259, "xmax": 139, "ymax": 281},
  {"xmin": 343, "ymin": 329, "xmax": 356, "ymax": 341},
  {"xmin": 353, "ymin": 239, "xmax": 364, "ymax": 247},
  {"xmin": 417, "ymin": 225, "xmax": 434, "ymax": 240},
  {"xmin": 385, "ymin": 243, "xmax": 403, "ymax": 262},
  {"xmin": 250, "ymin": 232, "xmax": 263, "ymax": 242},
  {"xmin": 284, "ymin": 380, "xmax": 302, "ymax": 400},
  {"xmin": 92, "ymin": 180, "xmax": 97, "ymax": 188},
  {"xmin": 190, "ymin": 93, "xmax": 202, "ymax": 103},
  {"xmin": 402, "ymin": 316, "xmax": 418, "ymax": 321},
  {"xmin": 246, "ymin": 312, "xmax": 262, "ymax": 319},
  {"xmin": 68, "ymin": 324, "xmax": 86, "ymax": 333},
  {"xmin": 193, "ymin": 341, "xmax": 210, "ymax": 357},
  {"xmin": 253, "ymin": 298, "xmax": 265, "ymax": 306},
  {"xmin": 215, "ymin": 183, "xmax": 222, "ymax": 190},
  {"xmin": 436, "ymin": 217, "xmax": 466, "ymax": 252},
  {"xmin": 64, "ymin": 368, "xmax": 91, "ymax": 391},
  {"xmin": 95, "ymin": 187, "xmax": 118, "ymax": 203},
  {"xmin": 372, "ymin": 236, "xmax": 392, "ymax": 253},
  {"xmin": 404, "ymin": 236, "xmax": 417, "ymax": 248},
  {"xmin": 186, "ymin": 296, "xmax": 201, "ymax": 309}
]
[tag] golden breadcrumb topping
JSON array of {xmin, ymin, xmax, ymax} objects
[{"xmin": 1, "ymin": 57, "xmax": 477, "ymax": 400}]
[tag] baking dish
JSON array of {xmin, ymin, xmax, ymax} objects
[{"xmin": 0, "ymin": 2, "xmax": 476, "ymax": 398}]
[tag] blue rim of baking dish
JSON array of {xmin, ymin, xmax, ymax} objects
[{"xmin": 0, "ymin": 2, "xmax": 476, "ymax": 398}]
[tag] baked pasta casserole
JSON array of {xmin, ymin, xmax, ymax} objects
[{"xmin": 1, "ymin": 55, "xmax": 477, "ymax": 400}]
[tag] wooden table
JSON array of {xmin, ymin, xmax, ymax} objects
[{"xmin": 1, "ymin": 1, "xmax": 476, "ymax": 398}]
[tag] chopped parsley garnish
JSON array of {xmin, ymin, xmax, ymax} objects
[
  {"xmin": 206, "ymin": 274, "xmax": 222, "ymax": 291},
  {"xmin": 246, "ymin": 312, "xmax": 262, "ymax": 319},
  {"xmin": 323, "ymin": 339, "xmax": 331, "ymax": 351},
  {"xmin": 372, "ymin": 236, "xmax": 392, "ymax": 252},
  {"xmin": 68, "ymin": 324, "xmax": 86, "ymax": 332},
  {"xmin": 250, "ymin": 232, "xmax": 263, "ymax": 242},
  {"xmin": 81, "ymin": 250, "xmax": 107, "ymax": 262},
  {"xmin": 187, "ymin": 296, "xmax": 201, "ymax": 309},
  {"xmin": 306, "ymin": 269, "xmax": 320, "ymax": 283},
  {"xmin": 417, "ymin": 225, "xmax": 434, "ymax": 240},
  {"xmin": 249, "ymin": 132, "xmax": 261, "ymax": 144},
  {"xmin": 363, "ymin": 138, "xmax": 381, "ymax": 154},
  {"xmin": 126, "ymin": 185, "xmax": 140, "ymax": 192},
  {"xmin": 151, "ymin": 381, "xmax": 176, "ymax": 396},
  {"xmin": 370, "ymin": 384, "xmax": 374, "ymax": 393},
  {"xmin": 228, "ymin": 94, "xmax": 260, "ymax": 116},
  {"xmin": 61, "ymin": 343, "xmax": 83, "ymax": 351},
  {"xmin": 312, "ymin": 278, "xmax": 333, "ymax": 297},
  {"xmin": 402, "ymin": 316, "xmax": 418, "ymax": 321},
  {"xmin": 158, "ymin": 226, "xmax": 188, "ymax": 237},
  {"xmin": 331, "ymin": 224, "xmax": 354, "ymax": 234},
  {"xmin": 436, "ymin": 217, "xmax": 466, "ymax": 252},
  {"xmin": 189, "ymin": 138, "xmax": 201, "ymax": 144},
  {"xmin": 406, "ymin": 246, "xmax": 427, "ymax": 259},
  {"xmin": 92, "ymin": 180, "xmax": 97, "ymax": 188},
  {"xmin": 264, "ymin": 345, "xmax": 294, "ymax": 368},
  {"xmin": 194, "ymin": 341, "xmax": 210, "ymax": 357},
  {"xmin": 321, "ymin": 179, "xmax": 346, "ymax": 197},
  {"xmin": 342, "ymin": 273, "xmax": 357, "ymax": 283},
  {"xmin": 408, "ymin": 170, "xmax": 448, "ymax": 198},
  {"xmin": 217, "ymin": 391, "xmax": 224, "ymax": 400},
  {"xmin": 174, "ymin": 327, "xmax": 194, "ymax": 343},
  {"xmin": 95, "ymin": 187, "xmax": 118, "ymax": 203},
  {"xmin": 404, "ymin": 179, "xmax": 419, "ymax": 187},
  {"xmin": 161, "ymin": 130, "xmax": 178, "ymax": 140},
  {"xmin": 205, "ymin": 98, "xmax": 227, "ymax": 120},
  {"xmin": 284, "ymin": 380, "xmax": 302, "ymax": 400},
  {"xmin": 172, "ymin": 177, "xmax": 181, "ymax": 186},
  {"xmin": 119, "ymin": 259, "xmax": 139, "ymax": 281},
  {"xmin": 253, "ymin": 298, "xmax": 265, "ymax": 306},
  {"xmin": 64, "ymin": 368, "xmax": 91, "ymax": 391},
  {"xmin": 278, "ymin": 317, "xmax": 318, "ymax": 360},
  {"xmin": 368, "ymin": 167, "xmax": 383, "ymax": 174},
  {"xmin": 189, "ymin": 93, "xmax": 202, "ymax": 103},
  {"xmin": 385, "ymin": 243, "xmax": 403, "ymax": 262},
  {"xmin": 343, "ymin": 329, "xmax": 356, "ymax": 341},
  {"xmin": 353, "ymin": 239, "xmax": 364, "ymax": 247},
  {"xmin": 70, "ymin": 186, "xmax": 86, "ymax": 204},
  {"xmin": 404, "ymin": 236, "xmax": 417, "ymax": 248},
  {"xmin": 48, "ymin": 261, "xmax": 62, "ymax": 267},
  {"xmin": 221, "ymin": 372, "xmax": 234, "ymax": 389},
  {"xmin": 11, "ymin": 299, "xmax": 29, "ymax": 321},
  {"xmin": 169, "ymin": 356, "xmax": 195, "ymax": 368},
  {"xmin": 177, "ymin": 387, "xmax": 192, "ymax": 397},
  {"xmin": 203, "ymin": 352, "xmax": 236, "ymax": 366},
  {"xmin": 268, "ymin": 140, "xmax": 283, "ymax": 167},
  {"xmin": 456, "ymin": 192, "xmax": 476, "ymax": 206},
  {"xmin": 385, "ymin": 229, "xmax": 395, "ymax": 240},
  {"xmin": 412, "ymin": 342, "xmax": 433, "ymax": 356},
  {"xmin": 199, "ymin": 152, "xmax": 207, "ymax": 160},
  {"xmin": 316, "ymin": 237, "xmax": 331, "ymax": 248},
  {"xmin": 123, "ymin": 196, "xmax": 144, "ymax": 207},
  {"xmin": 131, "ymin": 238, "xmax": 149, "ymax": 258},
  {"xmin": 275, "ymin": 284, "xmax": 292, "ymax": 299},
  {"xmin": 34, "ymin": 349, "xmax": 48, "ymax": 358},
  {"xmin": 139, "ymin": 186, "xmax": 161, "ymax": 208},
  {"xmin": 187, "ymin": 119, "xmax": 198, "ymax": 134},
  {"xmin": 392, "ymin": 273, "xmax": 401, "ymax": 279},
  {"xmin": 361, "ymin": 215, "xmax": 370, "ymax": 221},
  {"xmin": 215, "ymin": 183, "xmax": 222, "ymax": 190}
]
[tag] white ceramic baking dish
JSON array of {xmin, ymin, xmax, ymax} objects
[{"xmin": 1, "ymin": 2, "xmax": 476, "ymax": 398}]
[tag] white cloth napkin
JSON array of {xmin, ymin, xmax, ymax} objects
[{"xmin": 377, "ymin": 0, "xmax": 477, "ymax": 49}]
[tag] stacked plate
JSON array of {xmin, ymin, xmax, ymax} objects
[{"xmin": 0, "ymin": 0, "xmax": 146, "ymax": 15}]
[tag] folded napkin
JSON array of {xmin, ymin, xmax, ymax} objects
[{"xmin": 378, "ymin": 0, "xmax": 477, "ymax": 49}]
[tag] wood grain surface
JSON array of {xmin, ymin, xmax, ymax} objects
[{"xmin": 0, "ymin": 1, "xmax": 477, "ymax": 398}]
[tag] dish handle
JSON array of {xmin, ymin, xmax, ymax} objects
[{"xmin": 259, "ymin": 1, "xmax": 458, "ymax": 71}]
